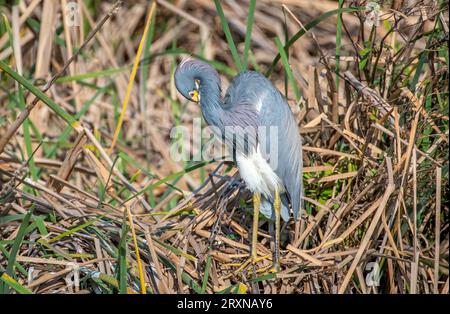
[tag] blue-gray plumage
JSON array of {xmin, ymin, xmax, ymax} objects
[{"xmin": 175, "ymin": 58, "xmax": 303, "ymax": 270}]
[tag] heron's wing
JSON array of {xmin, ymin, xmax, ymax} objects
[
  {"xmin": 260, "ymin": 195, "xmax": 290, "ymax": 221},
  {"xmin": 220, "ymin": 71, "xmax": 265, "ymax": 156},
  {"xmin": 218, "ymin": 103, "xmax": 259, "ymax": 157},
  {"xmin": 257, "ymin": 81, "xmax": 303, "ymax": 221},
  {"xmin": 224, "ymin": 71, "xmax": 303, "ymax": 220}
]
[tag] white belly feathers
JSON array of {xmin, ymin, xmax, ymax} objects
[{"xmin": 236, "ymin": 147, "xmax": 284, "ymax": 198}]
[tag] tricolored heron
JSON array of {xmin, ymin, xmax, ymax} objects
[{"xmin": 174, "ymin": 59, "xmax": 303, "ymax": 271}]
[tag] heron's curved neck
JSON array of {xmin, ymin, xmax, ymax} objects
[{"xmin": 198, "ymin": 74, "xmax": 224, "ymax": 128}]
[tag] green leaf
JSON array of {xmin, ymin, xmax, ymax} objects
[
  {"xmin": 335, "ymin": 0, "xmax": 344, "ymax": 90},
  {"xmin": 213, "ymin": 0, "xmax": 244, "ymax": 71},
  {"xmin": 159, "ymin": 256, "xmax": 202, "ymax": 293},
  {"xmin": 359, "ymin": 58, "xmax": 368, "ymax": 71},
  {"xmin": 0, "ymin": 273, "xmax": 33, "ymax": 294},
  {"xmin": 45, "ymin": 85, "xmax": 108, "ymax": 160},
  {"xmin": 45, "ymin": 216, "xmax": 104, "ymax": 244},
  {"xmin": 0, "ymin": 244, "xmax": 28, "ymax": 277},
  {"xmin": 122, "ymin": 161, "xmax": 212, "ymax": 205},
  {"xmin": 2, "ymin": 208, "xmax": 33, "ymax": 294},
  {"xmin": 200, "ymin": 255, "xmax": 212, "ymax": 294},
  {"xmin": 266, "ymin": 7, "xmax": 363, "ymax": 77},
  {"xmin": 0, "ymin": 60, "xmax": 79, "ymax": 128},
  {"xmin": 358, "ymin": 47, "xmax": 371, "ymax": 57},
  {"xmin": 117, "ymin": 211, "xmax": 129, "ymax": 294},
  {"xmin": 242, "ymin": 0, "xmax": 256, "ymax": 69},
  {"xmin": 274, "ymin": 36, "xmax": 301, "ymax": 101},
  {"xmin": 249, "ymin": 272, "xmax": 277, "ymax": 283}
]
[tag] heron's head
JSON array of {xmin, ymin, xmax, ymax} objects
[{"xmin": 174, "ymin": 58, "xmax": 221, "ymax": 104}]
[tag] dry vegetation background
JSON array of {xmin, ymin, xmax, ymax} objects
[{"xmin": 0, "ymin": 0, "xmax": 448, "ymax": 294}]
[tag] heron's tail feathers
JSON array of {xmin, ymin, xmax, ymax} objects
[{"xmin": 260, "ymin": 195, "xmax": 290, "ymax": 222}]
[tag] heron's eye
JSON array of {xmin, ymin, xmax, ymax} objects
[{"xmin": 189, "ymin": 91, "xmax": 195, "ymax": 98}]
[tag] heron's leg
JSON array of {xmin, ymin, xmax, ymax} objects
[
  {"xmin": 251, "ymin": 192, "xmax": 261, "ymax": 260},
  {"xmin": 273, "ymin": 188, "xmax": 281, "ymax": 271},
  {"xmin": 226, "ymin": 192, "xmax": 271, "ymax": 274}
]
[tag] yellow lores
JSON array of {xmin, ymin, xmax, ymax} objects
[{"xmin": 189, "ymin": 89, "xmax": 200, "ymax": 103}]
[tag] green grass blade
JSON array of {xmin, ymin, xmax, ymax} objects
[
  {"xmin": 0, "ymin": 60, "xmax": 79, "ymax": 128},
  {"xmin": 410, "ymin": 20, "xmax": 437, "ymax": 91},
  {"xmin": 159, "ymin": 256, "xmax": 202, "ymax": 294},
  {"xmin": 121, "ymin": 160, "xmax": 212, "ymax": 205},
  {"xmin": 2, "ymin": 14, "xmax": 38, "ymax": 180},
  {"xmin": 140, "ymin": 4, "xmax": 157, "ymax": 105},
  {"xmin": 216, "ymin": 285, "xmax": 234, "ymax": 294},
  {"xmin": 242, "ymin": 0, "xmax": 256, "ymax": 69},
  {"xmin": 45, "ymin": 85, "xmax": 107, "ymax": 159},
  {"xmin": 33, "ymin": 217, "xmax": 48, "ymax": 236},
  {"xmin": 45, "ymin": 216, "xmax": 103, "ymax": 244},
  {"xmin": 153, "ymin": 239, "xmax": 197, "ymax": 262},
  {"xmin": 200, "ymin": 255, "xmax": 212, "ymax": 294},
  {"xmin": 56, "ymin": 67, "xmax": 128, "ymax": 83},
  {"xmin": 266, "ymin": 6, "xmax": 363, "ymax": 77},
  {"xmin": 0, "ymin": 244, "xmax": 28, "ymax": 277},
  {"xmin": 18, "ymin": 85, "xmax": 38, "ymax": 180},
  {"xmin": 249, "ymin": 272, "xmax": 277, "ymax": 283},
  {"xmin": 117, "ymin": 211, "xmax": 129, "ymax": 294},
  {"xmin": 2, "ymin": 208, "xmax": 33, "ymax": 294},
  {"xmin": 335, "ymin": 0, "xmax": 344, "ymax": 90},
  {"xmin": 0, "ymin": 273, "xmax": 33, "ymax": 294},
  {"xmin": 274, "ymin": 36, "xmax": 301, "ymax": 101},
  {"xmin": 213, "ymin": 0, "xmax": 244, "ymax": 71}
]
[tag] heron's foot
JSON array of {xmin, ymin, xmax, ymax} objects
[
  {"xmin": 266, "ymin": 264, "xmax": 280, "ymax": 274},
  {"xmin": 272, "ymin": 257, "xmax": 281, "ymax": 273},
  {"xmin": 225, "ymin": 254, "xmax": 271, "ymax": 274},
  {"xmin": 226, "ymin": 177, "xmax": 244, "ymax": 189}
]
